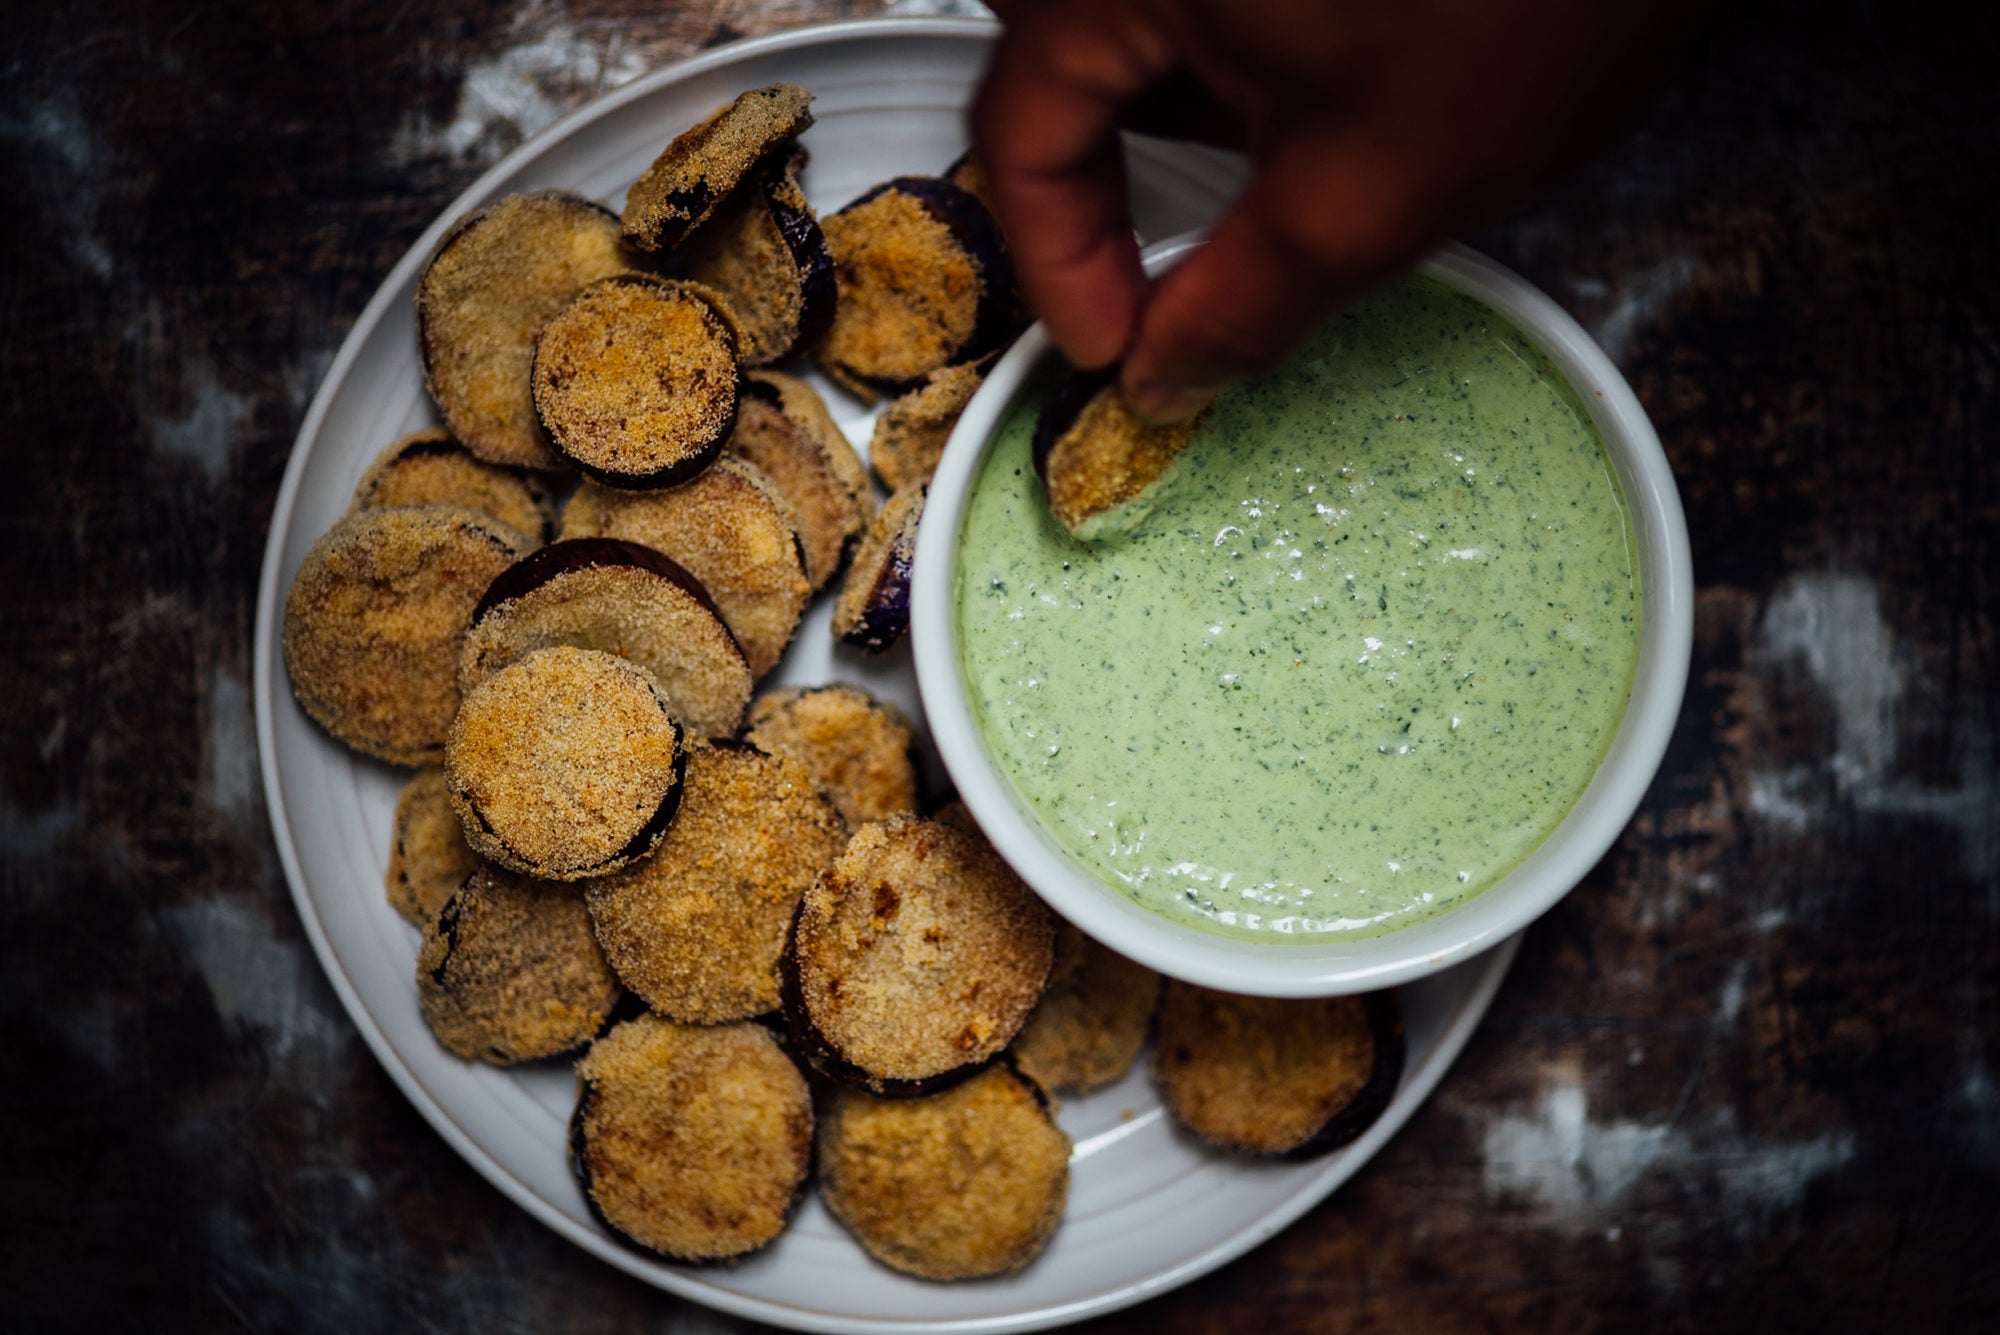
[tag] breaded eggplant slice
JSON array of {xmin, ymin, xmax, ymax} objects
[
  {"xmin": 1013, "ymin": 923, "xmax": 1162, "ymax": 1095},
  {"xmin": 727, "ymin": 371, "xmax": 874, "ymax": 591},
  {"xmin": 459, "ymin": 537, "xmax": 752, "ymax": 739},
  {"xmin": 445, "ymin": 645, "xmax": 688, "ymax": 881},
  {"xmin": 283, "ymin": 505, "xmax": 529, "ymax": 766},
  {"xmin": 683, "ymin": 151, "xmax": 836, "ymax": 365},
  {"xmin": 561, "ymin": 461, "xmax": 809, "ymax": 678},
  {"xmin": 417, "ymin": 864, "xmax": 621, "ymax": 1064},
  {"xmin": 869, "ymin": 355, "xmax": 992, "ymax": 493},
  {"xmin": 1153, "ymin": 983, "xmax": 1405, "ymax": 1159},
  {"xmin": 818, "ymin": 176, "xmax": 1015, "ymax": 398},
  {"xmin": 532, "ymin": 274, "xmax": 742, "ymax": 489},
  {"xmin": 349, "ymin": 427, "xmax": 559, "ymax": 544},
  {"xmin": 832, "ymin": 484, "xmax": 923, "ymax": 653},
  {"xmin": 745, "ymin": 684, "xmax": 918, "ymax": 827},
  {"xmin": 586, "ymin": 741, "xmax": 844, "ymax": 1023},
  {"xmin": 782, "ymin": 815, "xmax": 1055, "ymax": 1095},
  {"xmin": 819, "ymin": 1063, "xmax": 1070, "ymax": 1281},
  {"xmin": 620, "ymin": 83, "xmax": 815, "ymax": 254},
  {"xmin": 417, "ymin": 191, "xmax": 629, "ymax": 470},
  {"xmin": 387, "ymin": 766, "xmax": 483, "ymax": 927},
  {"xmin": 1035, "ymin": 371, "xmax": 1206, "ymax": 535},
  {"xmin": 572, "ymin": 1014, "xmax": 813, "ymax": 1263}
]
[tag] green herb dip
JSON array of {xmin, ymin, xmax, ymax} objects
[{"xmin": 952, "ymin": 274, "xmax": 1640, "ymax": 940}]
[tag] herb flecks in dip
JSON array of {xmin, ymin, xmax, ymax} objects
[{"xmin": 954, "ymin": 275, "xmax": 1640, "ymax": 940}]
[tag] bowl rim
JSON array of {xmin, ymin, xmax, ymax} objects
[{"xmin": 912, "ymin": 233, "xmax": 1693, "ymax": 996}]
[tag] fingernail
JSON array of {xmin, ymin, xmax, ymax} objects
[{"xmin": 1126, "ymin": 380, "xmax": 1215, "ymax": 426}]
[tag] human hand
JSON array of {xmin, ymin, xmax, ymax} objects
[{"xmin": 971, "ymin": 0, "xmax": 1702, "ymax": 421}]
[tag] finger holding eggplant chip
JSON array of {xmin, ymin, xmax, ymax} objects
[{"xmin": 1034, "ymin": 369, "xmax": 1208, "ymax": 536}]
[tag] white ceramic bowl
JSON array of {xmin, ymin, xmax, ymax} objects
[{"xmin": 914, "ymin": 233, "xmax": 1693, "ymax": 997}]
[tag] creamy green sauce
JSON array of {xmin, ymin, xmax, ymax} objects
[{"xmin": 953, "ymin": 275, "xmax": 1641, "ymax": 941}]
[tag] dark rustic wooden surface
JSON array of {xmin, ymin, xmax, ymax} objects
[{"xmin": 3, "ymin": 0, "xmax": 1996, "ymax": 1330}]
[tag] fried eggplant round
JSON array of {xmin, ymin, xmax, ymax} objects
[
  {"xmin": 349, "ymin": 427, "xmax": 558, "ymax": 543},
  {"xmin": 571, "ymin": 1014, "xmax": 813, "ymax": 1263},
  {"xmin": 1034, "ymin": 371, "xmax": 1206, "ymax": 534},
  {"xmin": 283, "ymin": 504, "xmax": 529, "ymax": 766},
  {"xmin": 620, "ymin": 83, "xmax": 815, "ymax": 254},
  {"xmin": 745, "ymin": 684, "xmax": 917, "ymax": 827},
  {"xmin": 781, "ymin": 814, "xmax": 1055, "ymax": 1096},
  {"xmin": 561, "ymin": 460, "xmax": 810, "ymax": 678},
  {"xmin": 683, "ymin": 150, "xmax": 835, "ymax": 365},
  {"xmin": 1012, "ymin": 923, "xmax": 1162, "ymax": 1095},
  {"xmin": 585, "ymin": 741, "xmax": 844, "ymax": 1023},
  {"xmin": 416, "ymin": 190, "xmax": 629, "ymax": 470},
  {"xmin": 1152, "ymin": 983, "xmax": 1406, "ymax": 1159},
  {"xmin": 444, "ymin": 645, "xmax": 688, "ymax": 881},
  {"xmin": 869, "ymin": 355, "xmax": 990, "ymax": 493},
  {"xmin": 459, "ymin": 537, "xmax": 752, "ymax": 739},
  {"xmin": 819, "ymin": 1063, "xmax": 1070, "ymax": 1281},
  {"xmin": 417, "ymin": 864, "xmax": 621, "ymax": 1064},
  {"xmin": 832, "ymin": 483, "xmax": 923, "ymax": 654},
  {"xmin": 387, "ymin": 766, "xmax": 482, "ymax": 927},
  {"xmin": 727, "ymin": 371, "xmax": 874, "ymax": 591},
  {"xmin": 531, "ymin": 274, "xmax": 742, "ymax": 489},
  {"xmin": 818, "ymin": 176, "xmax": 1015, "ymax": 397}
]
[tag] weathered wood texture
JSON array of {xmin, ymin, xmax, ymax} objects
[{"xmin": 2, "ymin": 0, "xmax": 1995, "ymax": 1330}]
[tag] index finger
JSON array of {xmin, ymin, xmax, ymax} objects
[{"xmin": 970, "ymin": 5, "xmax": 1173, "ymax": 369}]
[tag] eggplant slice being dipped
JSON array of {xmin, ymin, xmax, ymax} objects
[{"xmin": 1034, "ymin": 369, "xmax": 1206, "ymax": 535}]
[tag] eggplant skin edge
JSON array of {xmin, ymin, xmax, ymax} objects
[
  {"xmin": 825, "ymin": 176, "xmax": 1017, "ymax": 399},
  {"xmin": 763, "ymin": 163, "xmax": 838, "ymax": 361},
  {"xmin": 775, "ymin": 897, "xmax": 997, "ymax": 1099}
]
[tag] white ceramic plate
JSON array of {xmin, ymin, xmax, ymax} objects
[{"xmin": 253, "ymin": 17, "xmax": 1520, "ymax": 1332}]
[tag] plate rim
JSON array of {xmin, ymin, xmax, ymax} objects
[{"xmin": 251, "ymin": 16, "xmax": 1520, "ymax": 1331}]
